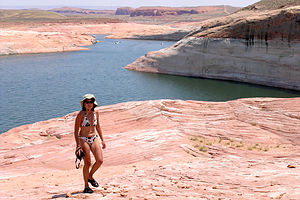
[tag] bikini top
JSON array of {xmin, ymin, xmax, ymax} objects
[{"xmin": 81, "ymin": 112, "xmax": 97, "ymax": 127}]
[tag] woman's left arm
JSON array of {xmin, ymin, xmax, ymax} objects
[{"xmin": 96, "ymin": 110, "xmax": 106, "ymax": 149}]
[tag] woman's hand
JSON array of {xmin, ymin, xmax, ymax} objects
[
  {"xmin": 101, "ymin": 141, "xmax": 106, "ymax": 149},
  {"xmin": 75, "ymin": 145, "xmax": 81, "ymax": 153}
]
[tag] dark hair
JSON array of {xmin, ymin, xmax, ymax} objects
[{"xmin": 82, "ymin": 99, "xmax": 96, "ymax": 111}]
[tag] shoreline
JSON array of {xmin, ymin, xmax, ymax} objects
[
  {"xmin": 2, "ymin": 97, "xmax": 300, "ymax": 137},
  {"xmin": 0, "ymin": 22, "xmax": 187, "ymax": 56},
  {"xmin": 2, "ymin": 93, "xmax": 300, "ymax": 135},
  {"xmin": 124, "ymin": 6, "xmax": 300, "ymax": 92}
]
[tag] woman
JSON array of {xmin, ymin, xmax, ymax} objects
[{"xmin": 74, "ymin": 94, "xmax": 106, "ymax": 193}]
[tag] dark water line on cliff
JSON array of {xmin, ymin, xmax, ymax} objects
[{"xmin": 0, "ymin": 35, "xmax": 299, "ymax": 134}]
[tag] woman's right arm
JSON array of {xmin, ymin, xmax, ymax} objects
[{"xmin": 74, "ymin": 112, "xmax": 82, "ymax": 148}]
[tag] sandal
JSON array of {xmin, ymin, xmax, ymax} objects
[
  {"xmin": 83, "ymin": 187, "xmax": 94, "ymax": 193},
  {"xmin": 88, "ymin": 179, "xmax": 99, "ymax": 187}
]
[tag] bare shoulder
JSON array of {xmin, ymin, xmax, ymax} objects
[
  {"xmin": 76, "ymin": 111, "xmax": 84, "ymax": 119},
  {"xmin": 94, "ymin": 110, "xmax": 100, "ymax": 116}
]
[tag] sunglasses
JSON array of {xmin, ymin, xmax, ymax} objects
[{"xmin": 85, "ymin": 100, "xmax": 94, "ymax": 104}]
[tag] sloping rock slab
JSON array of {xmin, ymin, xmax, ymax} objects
[{"xmin": 0, "ymin": 98, "xmax": 299, "ymax": 199}]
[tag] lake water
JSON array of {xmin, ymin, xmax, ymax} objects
[{"xmin": 0, "ymin": 35, "xmax": 299, "ymax": 134}]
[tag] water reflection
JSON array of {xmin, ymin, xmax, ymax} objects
[{"xmin": 133, "ymin": 72, "xmax": 300, "ymax": 101}]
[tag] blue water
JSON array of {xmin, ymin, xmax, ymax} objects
[{"xmin": 0, "ymin": 35, "xmax": 299, "ymax": 133}]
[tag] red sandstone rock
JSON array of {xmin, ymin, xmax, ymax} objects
[
  {"xmin": 0, "ymin": 98, "xmax": 299, "ymax": 199},
  {"xmin": 129, "ymin": 6, "xmax": 238, "ymax": 17},
  {"xmin": 115, "ymin": 7, "xmax": 135, "ymax": 15},
  {"xmin": 124, "ymin": 5, "xmax": 300, "ymax": 91},
  {"xmin": 191, "ymin": 6, "xmax": 300, "ymax": 41},
  {"xmin": 242, "ymin": 0, "xmax": 300, "ymax": 11}
]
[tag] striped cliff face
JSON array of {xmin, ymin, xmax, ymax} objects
[{"xmin": 125, "ymin": 6, "xmax": 300, "ymax": 91}]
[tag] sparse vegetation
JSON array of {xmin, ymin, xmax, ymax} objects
[
  {"xmin": 236, "ymin": 143, "xmax": 243, "ymax": 148},
  {"xmin": 258, "ymin": 105, "xmax": 268, "ymax": 110},
  {"xmin": 159, "ymin": 105, "xmax": 166, "ymax": 111},
  {"xmin": 250, "ymin": 122, "xmax": 259, "ymax": 127},
  {"xmin": 195, "ymin": 144, "xmax": 208, "ymax": 152},
  {"xmin": 189, "ymin": 136, "xmax": 287, "ymax": 153}
]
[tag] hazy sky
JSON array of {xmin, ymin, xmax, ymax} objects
[{"xmin": 0, "ymin": 0, "xmax": 260, "ymax": 9}]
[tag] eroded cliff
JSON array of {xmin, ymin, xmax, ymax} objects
[
  {"xmin": 129, "ymin": 6, "xmax": 235, "ymax": 17},
  {"xmin": 125, "ymin": 5, "xmax": 300, "ymax": 91}
]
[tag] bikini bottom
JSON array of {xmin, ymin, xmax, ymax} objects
[{"xmin": 79, "ymin": 135, "xmax": 98, "ymax": 146}]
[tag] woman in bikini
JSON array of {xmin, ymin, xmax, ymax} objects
[{"xmin": 74, "ymin": 94, "xmax": 106, "ymax": 193}]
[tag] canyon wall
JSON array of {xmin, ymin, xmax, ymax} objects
[
  {"xmin": 129, "ymin": 7, "xmax": 210, "ymax": 17},
  {"xmin": 125, "ymin": 37, "xmax": 300, "ymax": 90},
  {"xmin": 125, "ymin": 6, "xmax": 300, "ymax": 91},
  {"xmin": 115, "ymin": 7, "xmax": 135, "ymax": 15},
  {"xmin": 115, "ymin": 6, "xmax": 239, "ymax": 17}
]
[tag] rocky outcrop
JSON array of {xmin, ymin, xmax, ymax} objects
[
  {"xmin": 243, "ymin": 0, "xmax": 300, "ymax": 10},
  {"xmin": 125, "ymin": 36, "xmax": 300, "ymax": 90},
  {"xmin": 129, "ymin": 6, "xmax": 238, "ymax": 17},
  {"xmin": 130, "ymin": 29, "xmax": 191, "ymax": 41},
  {"xmin": 190, "ymin": 6, "xmax": 300, "ymax": 41},
  {"xmin": 125, "ymin": 6, "xmax": 300, "ymax": 91},
  {"xmin": 115, "ymin": 7, "xmax": 135, "ymax": 15},
  {"xmin": 0, "ymin": 98, "xmax": 300, "ymax": 199}
]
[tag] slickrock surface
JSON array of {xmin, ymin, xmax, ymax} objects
[
  {"xmin": 0, "ymin": 23, "xmax": 187, "ymax": 55},
  {"xmin": 125, "ymin": 5, "xmax": 300, "ymax": 91},
  {"xmin": 0, "ymin": 29, "xmax": 96, "ymax": 55},
  {"xmin": 0, "ymin": 98, "xmax": 300, "ymax": 199}
]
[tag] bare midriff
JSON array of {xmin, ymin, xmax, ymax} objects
[{"xmin": 79, "ymin": 126, "xmax": 97, "ymax": 137}]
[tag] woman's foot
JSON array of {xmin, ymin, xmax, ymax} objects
[
  {"xmin": 83, "ymin": 187, "xmax": 94, "ymax": 193},
  {"xmin": 88, "ymin": 178, "xmax": 99, "ymax": 187}
]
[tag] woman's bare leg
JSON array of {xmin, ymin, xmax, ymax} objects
[
  {"xmin": 89, "ymin": 138, "xmax": 103, "ymax": 179},
  {"xmin": 80, "ymin": 139, "xmax": 91, "ymax": 188}
]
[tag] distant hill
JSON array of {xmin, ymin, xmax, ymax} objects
[
  {"xmin": 0, "ymin": 9, "xmax": 66, "ymax": 21},
  {"xmin": 50, "ymin": 7, "xmax": 115, "ymax": 15},
  {"xmin": 116, "ymin": 6, "xmax": 240, "ymax": 17},
  {"xmin": 115, "ymin": 7, "xmax": 135, "ymax": 15},
  {"xmin": 0, "ymin": 9, "xmax": 125, "ymax": 24},
  {"xmin": 243, "ymin": 0, "xmax": 300, "ymax": 10}
]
